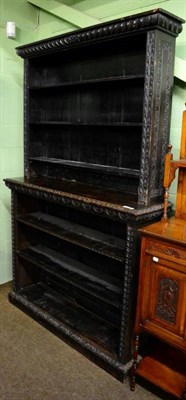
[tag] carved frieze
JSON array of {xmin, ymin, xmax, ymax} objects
[
  {"xmin": 16, "ymin": 10, "xmax": 183, "ymax": 59},
  {"xmin": 4, "ymin": 179, "xmax": 164, "ymax": 224},
  {"xmin": 147, "ymin": 240, "xmax": 186, "ymax": 260}
]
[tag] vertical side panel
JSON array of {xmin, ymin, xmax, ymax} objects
[{"xmin": 139, "ymin": 30, "xmax": 175, "ymax": 205}]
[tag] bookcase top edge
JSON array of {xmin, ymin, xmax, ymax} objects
[{"xmin": 16, "ymin": 8, "xmax": 184, "ymax": 59}]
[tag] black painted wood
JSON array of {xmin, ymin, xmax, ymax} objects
[
  {"xmin": 16, "ymin": 211, "xmax": 126, "ymax": 261},
  {"xmin": 4, "ymin": 9, "xmax": 184, "ymax": 380},
  {"xmin": 19, "ymin": 282, "xmax": 120, "ymax": 356}
]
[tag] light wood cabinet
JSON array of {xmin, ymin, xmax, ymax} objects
[{"xmin": 131, "ymin": 109, "xmax": 186, "ymax": 397}]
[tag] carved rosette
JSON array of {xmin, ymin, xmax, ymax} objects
[{"xmin": 156, "ymin": 278, "xmax": 179, "ymax": 324}]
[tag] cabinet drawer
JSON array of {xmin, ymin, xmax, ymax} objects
[{"xmin": 145, "ymin": 238, "xmax": 186, "ymax": 266}]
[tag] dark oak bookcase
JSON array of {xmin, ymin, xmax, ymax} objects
[{"xmin": 4, "ymin": 9, "xmax": 184, "ymax": 380}]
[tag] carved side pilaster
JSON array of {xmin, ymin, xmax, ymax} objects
[
  {"xmin": 149, "ymin": 35, "xmax": 175, "ymax": 200},
  {"xmin": 119, "ymin": 224, "xmax": 138, "ymax": 362},
  {"xmin": 24, "ymin": 59, "xmax": 30, "ymax": 178},
  {"xmin": 139, "ymin": 30, "xmax": 175, "ymax": 205},
  {"xmin": 138, "ymin": 31, "xmax": 155, "ymax": 204},
  {"xmin": 11, "ymin": 191, "xmax": 17, "ymax": 291}
]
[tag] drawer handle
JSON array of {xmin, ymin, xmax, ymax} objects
[{"xmin": 153, "ymin": 256, "xmax": 159, "ymax": 262}]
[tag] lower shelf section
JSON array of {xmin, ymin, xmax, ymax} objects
[
  {"xmin": 17, "ymin": 211, "xmax": 125, "ymax": 262},
  {"xmin": 9, "ymin": 284, "xmax": 131, "ymax": 380},
  {"xmin": 20, "ymin": 282, "xmax": 119, "ymax": 354},
  {"xmin": 137, "ymin": 342, "xmax": 186, "ymax": 398},
  {"xmin": 18, "ymin": 244, "xmax": 122, "ymax": 306}
]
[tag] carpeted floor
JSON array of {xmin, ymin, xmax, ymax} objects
[{"xmin": 0, "ymin": 282, "xmax": 173, "ymax": 400}]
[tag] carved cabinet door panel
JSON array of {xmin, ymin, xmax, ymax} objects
[{"xmin": 140, "ymin": 255, "xmax": 186, "ymax": 348}]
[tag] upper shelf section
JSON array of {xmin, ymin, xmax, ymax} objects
[
  {"xmin": 29, "ymin": 158, "xmax": 140, "ymax": 178},
  {"xmin": 16, "ymin": 9, "xmax": 184, "ymax": 59},
  {"xmin": 15, "ymin": 9, "xmax": 185, "ymax": 206},
  {"xmin": 27, "ymin": 36, "xmax": 146, "ymax": 88}
]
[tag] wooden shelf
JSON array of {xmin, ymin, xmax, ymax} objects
[
  {"xmin": 18, "ymin": 282, "xmax": 120, "ymax": 356},
  {"xmin": 17, "ymin": 211, "xmax": 125, "ymax": 262},
  {"xmin": 29, "ymin": 157, "xmax": 140, "ymax": 178},
  {"xmin": 18, "ymin": 245, "xmax": 122, "ymax": 306},
  {"xmin": 28, "ymin": 74, "xmax": 144, "ymax": 90},
  {"xmin": 136, "ymin": 342, "xmax": 186, "ymax": 398},
  {"xmin": 29, "ymin": 121, "xmax": 143, "ymax": 127}
]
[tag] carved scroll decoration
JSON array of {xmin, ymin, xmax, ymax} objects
[
  {"xmin": 149, "ymin": 37, "xmax": 174, "ymax": 200},
  {"xmin": 138, "ymin": 31, "xmax": 155, "ymax": 205},
  {"xmin": 139, "ymin": 31, "xmax": 174, "ymax": 205},
  {"xmin": 5, "ymin": 179, "xmax": 164, "ymax": 224},
  {"xmin": 156, "ymin": 278, "xmax": 179, "ymax": 324},
  {"xmin": 147, "ymin": 240, "xmax": 186, "ymax": 260}
]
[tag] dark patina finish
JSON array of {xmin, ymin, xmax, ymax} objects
[{"xmin": 4, "ymin": 9, "xmax": 184, "ymax": 380}]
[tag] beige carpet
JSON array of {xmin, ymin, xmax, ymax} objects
[{"xmin": 0, "ymin": 282, "xmax": 173, "ymax": 400}]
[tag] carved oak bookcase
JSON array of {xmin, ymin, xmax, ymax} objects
[{"xmin": 4, "ymin": 9, "xmax": 183, "ymax": 380}]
